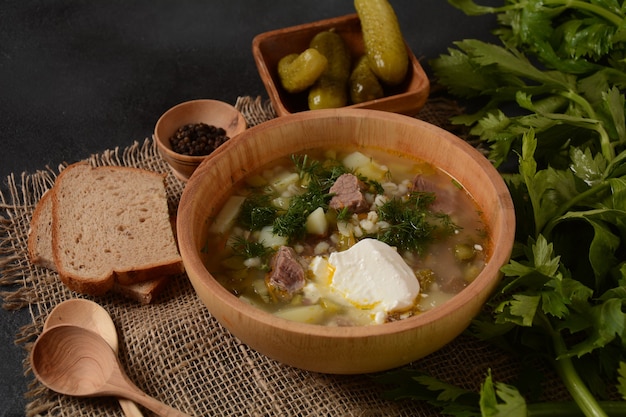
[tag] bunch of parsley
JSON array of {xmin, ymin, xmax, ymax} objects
[
  {"xmin": 376, "ymin": 1, "xmax": 626, "ymax": 416},
  {"xmin": 431, "ymin": 0, "xmax": 626, "ymax": 169}
]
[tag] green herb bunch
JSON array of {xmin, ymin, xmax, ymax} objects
[
  {"xmin": 430, "ymin": 0, "xmax": 626, "ymax": 169},
  {"xmin": 376, "ymin": 1, "xmax": 626, "ymax": 416}
]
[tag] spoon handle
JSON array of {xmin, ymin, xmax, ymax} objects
[
  {"xmin": 125, "ymin": 391, "xmax": 191, "ymax": 417},
  {"xmin": 107, "ymin": 373, "xmax": 191, "ymax": 417},
  {"xmin": 118, "ymin": 398, "xmax": 145, "ymax": 417}
]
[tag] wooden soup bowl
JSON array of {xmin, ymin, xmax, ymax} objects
[{"xmin": 177, "ymin": 108, "xmax": 515, "ymax": 374}]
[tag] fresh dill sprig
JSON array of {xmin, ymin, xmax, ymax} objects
[
  {"xmin": 336, "ymin": 207, "xmax": 352, "ymax": 222},
  {"xmin": 272, "ymin": 187, "xmax": 330, "ymax": 241},
  {"xmin": 293, "ymin": 153, "xmax": 384, "ymax": 195},
  {"xmin": 355, "ymin": 172, "xmax": 385, "ymax": 195},
  {"xmin": 292, "ymin": 154, "xmax": 320, "ymax": 180},
  {"xmin": 230, "ymin": 236, "xmax": 274, "ymax": 268},
  {"xmin": 237, "ymin": 194, "xmax": 278, "ymax": 231},
  {"xmin": 373, "ymin": 192, "xmax": 457, "ymax": 253},
  {"xmin": 274, "ymin": 153, "xmax": 391, "ymax": 241},
  {"xmin": 292, "ymin": 154, "xmax": 350, "ymax": 191},
  {"xmin": 270, "ymin": 154, "xmax": 347, "ymax": 241}
]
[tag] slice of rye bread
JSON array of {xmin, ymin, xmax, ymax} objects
[
  {"xmin": 46, "ymin": 163, "xmax": 183, "ymax": 297},
  {"xmin": 28, "ymin": 190, "xmax": 173, "ymax": 304},
  {"xmin": 28, "ymin": 190, "xmax": 58, "ymax": 271}
]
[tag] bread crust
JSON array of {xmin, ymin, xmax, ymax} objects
[
  {"xmin": 27, "ymin": 190, "xmax": 56, "ymax": 270},
  {"xmin": 112, "ymin": 275, "xmax": 173, "ymax": 304},
  {"xmin": 40, "ymin": 162, "xmax": 183, "ymax": 298}
]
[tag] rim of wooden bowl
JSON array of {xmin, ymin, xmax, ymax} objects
[
  {"xmin": 177, "ymin": 108, "xmax": 515, "ymax": 373},
  {"xmin": 251, "ymin": 13, "xmax": 430, "ymax": 117},
  {"xmin": 154, "ymin": 98, "xmax": 247, "ymax": 164}
]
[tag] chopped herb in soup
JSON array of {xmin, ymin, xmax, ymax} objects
[{"xmin": 202, "ymin": 148, "xmax": 489, "ymax": 326}]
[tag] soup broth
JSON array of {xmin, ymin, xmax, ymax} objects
[{"xmin": 202, "ymin": 147, "xmax": 489, "ymax": 326}]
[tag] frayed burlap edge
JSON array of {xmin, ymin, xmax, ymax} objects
[{"xmin": 1, "ymin": 95, "xmax": 569, "ymax": 417}]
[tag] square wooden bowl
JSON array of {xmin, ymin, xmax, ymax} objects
[{"xmin": 252, "ymin": 14, "xmax": 430, "ymax": 117}]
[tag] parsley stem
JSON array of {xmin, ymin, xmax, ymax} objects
[
  {"xmin": 551, "ymin": 90, "xmax": 615, "ymax": 161},
  {"xmin": 597, "ymin": 126, "xmax": 616, "ymax": 162},
  {"xmin": 528, "ymin": 402, "xmax": 626, "ymax": 417},
  {"xmin": 542, "ymin": 182, "xmax": 612, "ymax": 237},
  {"xmin": 452, "ymin": 0, "xmax": 624, "ymax": 27},
  {"xmin": 544, "ymin": 0, "xmax": 624, "ymax": 27},
  {"xmin": 559, "ymin": 90, "xmax": 595, "ymax": 119},
  {"xmin": 556, "ymin": 90, "xmax": 615, "ymax": 161},
  {"xmin": 541, "ymin": 313, "xmax": 609, "ymax": 417}
]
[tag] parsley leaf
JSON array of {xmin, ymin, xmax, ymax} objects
[
  {"xmin": 431, "ymin": 0, "xmax": 626, "ymax": 167},
  {"xmin": 377, "ymin": 2, "xmax": 626, "ymax": 415},
  {"xmin": 480, "ymin": 371, "xmax": 527, "ymax": 417}
]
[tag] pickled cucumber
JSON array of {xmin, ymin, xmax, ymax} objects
[
  {"xmin": 349, "ymin": 55, "xmax": 384, "ymax": 104},
  {"xmin": 354, "ymin": 0, "xmax": 409, "ymax": 86},
  {"xmin": 308, "ymin": 30, "xmax": 352, "ymax": 110},
  {"xmin": 278, "ymin": 49, "xmax": 328, "ymax": 93}
]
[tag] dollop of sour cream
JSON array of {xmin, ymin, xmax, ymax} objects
[{"xmin": 308, "ymin": 238, "xmax": 420, "ymax": 324}]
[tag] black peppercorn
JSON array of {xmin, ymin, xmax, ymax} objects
[{"xmin": 169, "ymin": 123, "xmax": 230, "ymax": 156}]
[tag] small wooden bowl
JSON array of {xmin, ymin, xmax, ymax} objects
[
  {"xmin": 252, "ymin": 14, "xmax": 430, "ymax": 117},
  {"xmin": 177, "ymin": 109, "xmax": 515, "ymax": 374},
  {"xmin": 154, "ymin": 99, "xmax": 247, "ymax": 181}
]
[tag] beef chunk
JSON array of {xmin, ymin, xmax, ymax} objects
[
  {"xmin": 411, "ymin": 174, "xmax": 458, "ymax": 214},
  {"xmin": 329, "ymin": 173, "xmax": 369, "ymax": 213},
  {"xmin": 266, "ymin": 246, "xmax": 306, "ymax": 301},
  {"xmin": 439, "ymin": 274, "xmax": 467, "ymax": 293}
]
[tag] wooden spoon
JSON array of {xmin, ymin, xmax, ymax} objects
[
  {"xmin": 31, "ymin": 324, "xmax": 191, "ymax": 417},
  {"xmin": 43, "ymin": 299, "xmax": 144, "ymax": 417}
]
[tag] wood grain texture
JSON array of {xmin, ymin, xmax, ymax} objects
[
  {"xmin": 252, "ymin": 14, "xmax": 430, "ymax": 116},
  {"xmin": 31, "ymin": 325, "xmax": 191, "ymax": 417},
  {"xmin": 155, "ymin": 99, "xmax": 248, "ymax": 181},
  {"xmin": 43, "ymin": 300, "xmax": 145, "ymax": 417},
  {"xmin": 177, "ymin": 109, "xmax": 516, "ymax": 374}
]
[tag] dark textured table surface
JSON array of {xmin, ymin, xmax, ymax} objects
[{"xmin": 0, "ymin": 1, "xmax": 496, "ymax": 415}]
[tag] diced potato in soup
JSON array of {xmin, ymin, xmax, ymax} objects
[
  {"xmin": 342, "ymin": 151, "xmax": 388, "ymax": 181},
  {"xmin": 202, "ymin": 147, "xmax": 489, "ymax": 326},
  {"xmin": 210, "ymin": 195, "xmax": 246, "ymax": 234},
  {"xmin": 305, "ymin": 207, "xmax": 328, "ymax": 235}
]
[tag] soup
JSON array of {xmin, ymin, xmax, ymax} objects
[{"xmin": 201, "ymin": 148, "xmax": 489, "ymax": 326}]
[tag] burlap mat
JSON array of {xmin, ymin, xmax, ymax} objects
[{"xmin": 0, "ymin": 95, "xmax": 567, "ymax": 416}]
